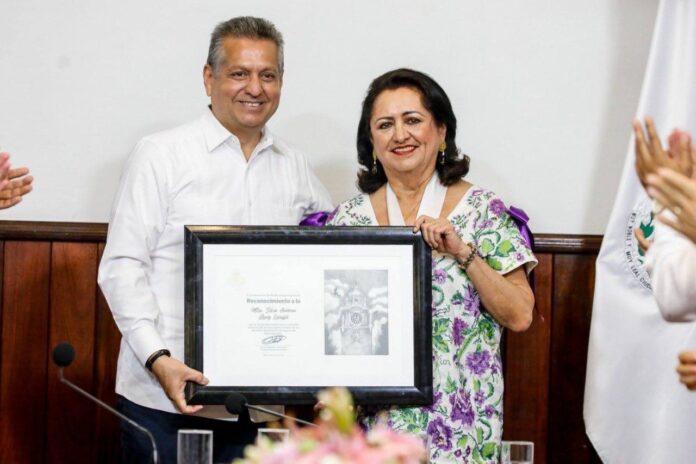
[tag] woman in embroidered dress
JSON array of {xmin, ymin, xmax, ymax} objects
[{"xmin": 327, "ymin": 69, "xmax": 537, "ymax": 463}]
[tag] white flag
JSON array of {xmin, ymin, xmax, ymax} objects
[{"xmin": 584, "ymin": 1, "xmax": 696, "ymax": 463}]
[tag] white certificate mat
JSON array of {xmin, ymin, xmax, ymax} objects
[{"xmin": 202, "ymin": 244, "xmax": 414, "ymax": 387}]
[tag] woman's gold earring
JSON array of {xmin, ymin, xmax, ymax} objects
[
  {"xmin": 372, "ymin": 152, "xmax": 378, "ymax": 174},
  {"xmin": 439, "ymin": 141, "xmax": 447, "ymax": 165}
]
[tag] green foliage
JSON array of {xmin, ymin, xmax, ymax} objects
[
  {"xmin": 433, "ymin": 334, "xmax": 449, "ymax": 354},
  {"xmin": 479, "ymin": 238, "xmax": 495, "ymax": 255},
  {"xmin": 486, "ymin": 257, "xmax": 503, "ymax": 271},
  {"xmin": 497, "ymin": 240, "xmax": 514, "ymax": 257},
  {"xmin": 445, "ymin": 376, "xmax": 457, "ymax": 394},
  {"xmin": 481, "ymin": 442, "xmax": 497, "ymax": 459}
]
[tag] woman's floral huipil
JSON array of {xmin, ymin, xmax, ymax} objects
[{"xmin": 327, "ymin": 186, "xmax": 537, "ymax": 463}]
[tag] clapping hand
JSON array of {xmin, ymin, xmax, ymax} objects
[
  {"xmin": 0, "ymin": 152, "xmax": 33, "ymax": 209},
  {"xmin": 634, "ymin": 117, "xmax": 693, "ymax": 189},
  {"xmin": 677, "ymin": 351, "xmax": 696, "ymax": 391},
  {"xmin": 646, "ymin": 168, "xmax": 696, "ymax": 244}
]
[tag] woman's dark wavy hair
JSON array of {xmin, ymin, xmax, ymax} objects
[{"xmin": 356, "ymin": 68, "xmax": 470, "ymax": 194}]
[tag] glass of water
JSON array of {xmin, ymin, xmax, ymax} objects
[
  {"xmin": 415, "ymin": 431, "xmax": 431, "ymax": 464},
  {"xmin": 177, "ymin": 429, "xmax": 213, "ymax": 464},
  {"xmin": 501, "ymin": 440, "xmax": 534, "ymax": 464}
]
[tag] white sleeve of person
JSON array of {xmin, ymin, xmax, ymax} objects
[{"xmin": 646, "ymin": 211, "xmax": 696, "ymax": 322}]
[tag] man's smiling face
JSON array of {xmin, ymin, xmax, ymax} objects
[{"xmin": 204, "ymin": 36, "xmax": 282, "ymax": 137}]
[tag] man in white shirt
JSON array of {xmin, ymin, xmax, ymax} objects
[{"xmin": 98, "ymin": 16, "xmax": 332, "ymax": 463}]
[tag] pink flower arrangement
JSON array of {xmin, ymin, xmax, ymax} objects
[{"xmin": 234, "ymin": 388, "xmax": 426, "ymax": 464}]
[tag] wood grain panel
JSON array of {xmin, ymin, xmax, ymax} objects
[
  {"xmin": 0, "ymin": 222, "xmax": 608, "ymax": 463},
  {"xmin": 0, "ymin": 221, "xmax": 106, "ymax": 242},
  {"xmin": 94, "ymin": 242, "xmax": 122, "ymax": 464},
  {"xmin": 503, "ymin": 253, "xmax": 553, "ymax": 464},
  {"xmin": 46, "ymin": 242, "xmax": 99, "ymax": 464},
  {"xmin": 0, "ymin": 222, "xmax": 603, "ymax": 255},
  {"xmin": 547, "ymin": 254, "xmax": 601, "ymax": 463},
  {"xmin": 0, "ymin": 241, "xmax": 51, "ymax": 464},
  {"xmin": 0, "ymin": 241, "xmax": 4, "ymax": 411},
  {"xmin": 535, "ymin": 234, "xmax": 602, "ymax": 254}
]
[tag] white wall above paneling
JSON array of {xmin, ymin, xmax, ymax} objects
[{"xmin": 0, "ymin": 0, "xmax": 658, "ymax": 233}]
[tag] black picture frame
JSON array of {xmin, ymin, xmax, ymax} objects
[{"xmin": 184, "ymin": 225, "xmax": 432, "ymax": 406}]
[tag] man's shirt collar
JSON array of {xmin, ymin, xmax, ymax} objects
[{"xmin": 202, "ymin": 107, "xmax": 275, "ymax": 154}]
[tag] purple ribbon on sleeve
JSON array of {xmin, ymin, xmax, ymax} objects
[
  {"xmin": 506, "ymin": 205, "xmax": 538, "ymax": 316},
  {"xmin": 506, "ymin": 205, "xmax": 534, "ymax": 251},
  {"xmin": 299, "ymin": 211, "xmax": 331, "ymax": 227}
]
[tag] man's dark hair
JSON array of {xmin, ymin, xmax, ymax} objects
[{"xmin": 207, "ymin": 16, "xmax": 284, "ymax": 74}]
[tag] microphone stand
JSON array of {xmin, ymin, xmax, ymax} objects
[
  {"xmin": 58, "ymin": 367, "xmax": 159, "ymax": 464},
  {"xmin": 245, "ymin": 404, "xmax": 317, "ymax": 428}
]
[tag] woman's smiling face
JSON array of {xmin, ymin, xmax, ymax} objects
[{"xmin": 370, "ymin": 86, "xmax": 446, "ymax": 180}]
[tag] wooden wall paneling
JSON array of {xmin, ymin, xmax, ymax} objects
[
  {"xmin": 0, "ymin": 241, "xmax": 4, "ymax": 412},
  {"xmin": 94, "ymin": 242, "xmax": 122, "ymax": 464},
  {"xmin": 503, "ymin": 253, "xmax": 553, "ymax": 464},
  {"xmin": 46, "ymin": 242, "xmax": 99, "ymax": 463},
  {"xmin": 0, "ymin": 222, "xmax": 608, "ymax": 463},
  {"xmin": 547, "ymin": 254, "xmax": 601, "ymax": 463},
  {"xmin": 0, "ymin": 221, "xmax": 107, "ymax": 242},
  {"xmin": 0, "ymin": 241, "xmax": 51, "ymax": 464}
]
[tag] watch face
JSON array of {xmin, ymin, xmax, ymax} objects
[
  {"xmin": 350, "ymin": 312, "xmax": 363, "ymax": 325},
  {"xmin": 343, "ymin": 309, "xmax": 369, "ymax": 329}
]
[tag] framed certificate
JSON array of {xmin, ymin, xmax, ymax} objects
[{"xmin": 184, "ymin": 226, "xmax": 432, "ymax": 406}]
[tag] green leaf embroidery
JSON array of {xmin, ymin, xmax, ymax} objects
[
  {"xmin": 496, "ymin": 239, "xmax": 514, "ymax": 257},
  {"xmin": 445, "ymin": 376, "xmax": 457, "ymax": 394},
  {"xmin": 433, "ymin": 335, "xmax": 449, "ymax": 354},
  {"xmin": 456, "ymin": 331, "xmax": 479, "ymax": 359},
  {"xmin": 486, "ymin": 256, "xmax": 503, "ymax": 271},
  {"xmin": 472, "ymin": 448, "xmax": 483, "ymax": 462},
  {"xmin": 476, "ymin": 426, "xmax": 484, "ymax": 444},
  {"xmin": 479, "ymin": 238, "xmax": 495, "ymax": 255},
  {"xmin": 457, "ymin": 435, "xmax": 469, "ymax": 450},
  {"xmin": 481, "ymin": 442, "xmax": 497, "ymax": 459},
  {"xmin": 432, "ymin": 286, "xmax": 445, "ymax": 306},
  {"xmin": 433, "ymin": 318, "xmax": 449, "ymax": 336}
]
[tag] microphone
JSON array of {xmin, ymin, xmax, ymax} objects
[
  {"xmin": 224, "ymin": 393, "xmax": 316, "ymax": 428},
  {"xmin": 52, "ymin": 342, "xmax": 159, "ymax": 464}
]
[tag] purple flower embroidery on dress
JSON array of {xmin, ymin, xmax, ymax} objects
[
  {"xmin": 452, "ymin": 318, "xmax": 467, "ymax": 346},
  {"xmin": 450, "ymin": 390, "xmax": 475, "ymax": 427},
  {"xmin": 477, "ymin": 219, "xmax": 494, "ymax": 230},
  {"xmin": 489, "ymin": 198, "xmax": 506, "ymax": 217},
  {"xmin": 427, "ymin": 416, "xmax": 453, "ymax": 451},
  {"xmin": 466, "ymin": 350, "xmax": 491, "ymax": 375},
  {"xmin": 490, "ymin": 353, "xmax": 502, "ymax": 375},
  {"xmin": 454, "ymin": 449, "xmax": 462, "ymax": 458},
  {"xmin": 427, "ymin": 389, "xmax": 444, "ymax": 412},
  {"xmin": 433, "ymin": 268, "xmax": 447, "ymax": 284},
  {"xmin": 484, "ymin": 405, "xmax": 495, "ymax": 419},
  {"xmin": 474, "ymin": 390, "xmax": 486, "ymax": 405},
  {"xmin": 463, "ymin": 285, "xmax": 480, "ymax": 317}
]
